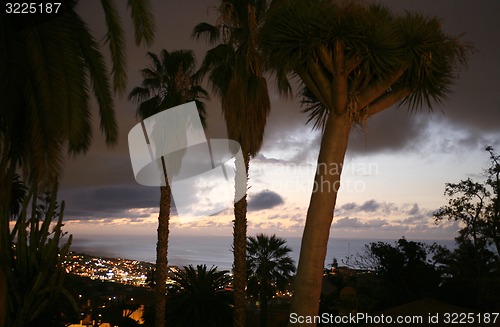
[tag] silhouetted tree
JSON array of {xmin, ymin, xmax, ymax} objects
[
  {"xmin": 166, "ymin": 265, "xmax": 233, "ymax": 327},
  {"xmin": 260, "ymin": 1, "xmax": 470, "ymax": 320},
  {"xmin": 193, "ymin": 2, "xmax": 273, "ymax": 324},
  {"xmin": 247, "ymin": 234, "xmax": 295, "ymax": 327},
  {"xmin": 128, "ymin": 49, "xmax": 208, "ymax": 327},
  {"xmin": 432, "ymin": 237, "xmax": 499, "ymax": 309},
  {"xmin": 485, "ymin": 146, "xmax": 500, "ymax": 253},
  {"xmin": 434, "ymin": 147, "xmax": 500, "ymax": 308},
  {"xmin": 356, "ymin": 238, "xmax": 440, "ymax": 307}
]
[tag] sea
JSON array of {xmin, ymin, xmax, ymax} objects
[{"xmin": 70, "ymin": 234, "xmax": 456, "ymax": 271}]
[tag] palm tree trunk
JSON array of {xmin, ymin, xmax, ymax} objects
[
  {"xmin": 155, "ymin": 183, "xmax": 171, "ymax": 327},
  {"xmin": 260, "ymin": 284, "xmax": 268, "ymax": 327},
  {"xmin": 233, "ymin": 152, "xmax": 250, "ymax": 327},
  {"xmin": 289, "ymin": 113, "xmax": 351, "ymax": 326}
]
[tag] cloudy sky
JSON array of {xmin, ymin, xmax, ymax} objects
[{"xmin": 59, "ymin": 0, "xmax": 500, "ymax": 242}]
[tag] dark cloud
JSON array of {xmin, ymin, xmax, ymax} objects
[
  {"xmin": 209, "ymin": 208, "xmax": 232, "ymax": 217},
  {"xmin": 186, "ymin": 219, "xmax": 233, "ymax": 229},
  {"xmin": 347, "ymin": 110, "xmax": 426, "ymax": 154},
  {"xmin": 408, "ymin": 204, "xmax": 420, "ymax": 216},
  {"xmin": 424, "ymin": 121, "xmax": 500, "ymax": 156},
  {"xmin": 335, "ymin": 200, "xmax": 437, "ymax": 227},
  {"xmin": 336, "ymin": 199, "xmax": 395, "ymax": 215},
  {"xmin": 395, "ymin": 205, "xmax": 436, "ymax": 225},
  {"xmin": 59, "ymin": 185, "xmax": 162, "ymax": 220},
  {"xmin": 268, "ymin": 214, "xmax": 281, "ymax": 220},
  {"xmin": 289, "ymin": 213, "xmax": 304, "ymax": 222},
  {"xmin": 253, "ymin": 153, "xmax": 289, "ymax": 165},
  {"xmin": 333, "ymin": 217, "xmax": 389, "ymax": 229},
  {"xmin": 247, "ymin": 190, "xmax": 284, "ymax": 211},
  {"xmin": 339, "ymin": 202, "xmax": 357, "ymax": 211},
  {"xmin": 359, "ymin": 200, "xmax": 381, "ymax": 212}
]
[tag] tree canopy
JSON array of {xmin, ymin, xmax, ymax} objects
[
  {"xmin": 0, "ymin": 0, "xmax": 155, "ymax": 187},
  {"xmin": 260, "ymin": 0, "xmax": 471, "ymax": 321},
  {"xmin": 261, "ymin": 0, "xmax": 470, "ymax": 125}
]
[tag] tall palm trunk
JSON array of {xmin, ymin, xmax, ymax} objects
[
  {"xmin": 233, "ymin": 152, "xmax": 250, "ymax": 327},
  {"xmin": 155, "ymin": 182, "xmax": 171, "ymax": 327},
  {"xmin": 289, "ymin": 113, "xmax": 351, "ymax": 325},
  {"xmin": 259, "ymin": 281, "xmax": 269, "ymax": 327}
]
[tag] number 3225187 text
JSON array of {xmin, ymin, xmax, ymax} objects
[{"xmin": 5, "ymin": 3, "xmax": 61, "ymax": 14}]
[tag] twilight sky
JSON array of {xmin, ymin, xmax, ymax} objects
[{"xmin": 59, "ymin": 0, "xmax": 500, "ymax": 241}]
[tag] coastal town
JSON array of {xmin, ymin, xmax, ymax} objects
[{"xmin": 64, "ymin": 252, "xmax": 158, "ymax": 287}]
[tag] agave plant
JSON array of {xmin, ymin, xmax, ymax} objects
[{"xmin": 1, "ymin": 184, "xmax": 75, "ymax": 327}]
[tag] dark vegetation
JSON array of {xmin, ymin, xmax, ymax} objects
[{"xmin": 319, "ymin": 147, "xmax": 500, "ymax": 318}]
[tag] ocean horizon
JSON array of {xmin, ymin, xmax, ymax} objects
[{"xmin": 70, "ymin": 234, "xmax": 456, "ymax": 271}]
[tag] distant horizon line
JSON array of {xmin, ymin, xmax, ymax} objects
[{"xmin": 67, "ymin": 232, "xmax": 456, "ymax": 242}]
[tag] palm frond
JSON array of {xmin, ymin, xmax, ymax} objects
[
  {"xmin": 128, "ymin": 86, "xmax": 152, "ymax": 103},
  {"xmin": 0, "ymin": 0, "xmax": 151, "ymax": 188},
  {"xmin": 130, "ymin": 49, "xmax": 209, "ymax": 126},
  {"xmin": 25, "ymin": 87, "xmax": 64, "ymax": 186},
  {"xmin": 301, "ymin": 86, "xmax": 329, "ymax": 131},
  {"xmin": 72, "ymin": 11, "xmax": 117, "ymax": 147},
  {"xmin": 146, "ymin": 51, "xmax": 162, "ymax": 73},
  {"xmin": 192, "ymin": 22, "xmax": 220, "ymax": 44},
  {"xmin": 52, "ymin": 13, "xmax": 93, "ymax": 154},
  {"xmin": 21, "ymin": 17, "xmax": 68, "ymax": 184},
  {"xmin": 100, "ymin": 0, "xmax": 127, "ymax": 93},
  {"xmin": 127, "ymin": 0, "xmax": 155, "ymax": 46},
  {"xmin": 396, "ymin": 12, "xmax": 471, "ymax": 111},
  {"xmin": 198, "ymin": 44, "xmax": 234, "ymax": 96},
  {"xmin": 261, "ymin": 0, "xmax": 328, "ymax": 73}
]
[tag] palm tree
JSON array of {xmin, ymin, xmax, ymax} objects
[
  {"xmin": 247, "ymin": 234, "xmax": 295, "ymax": 327},
  {"xmin": 166, "ymin": 265, "xmax": 233, "ymax": 327},
  {"xmin": 260, "ymin": 0, "xmax": 470, "ymax": 322},
  {"xmin": 0, "ymin": 3, "xmax": 154, "ymax": 326},
  {"xmin": 0, "ymin": 0, "xmax": 155, "ymax": 189},
  {"xmin": 128, "ymin": 49, "xmax": 208, "ymax": 327},
  {"xmin": 193, "ymin": 1, "xmax": 272, "ymax": 325}
]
